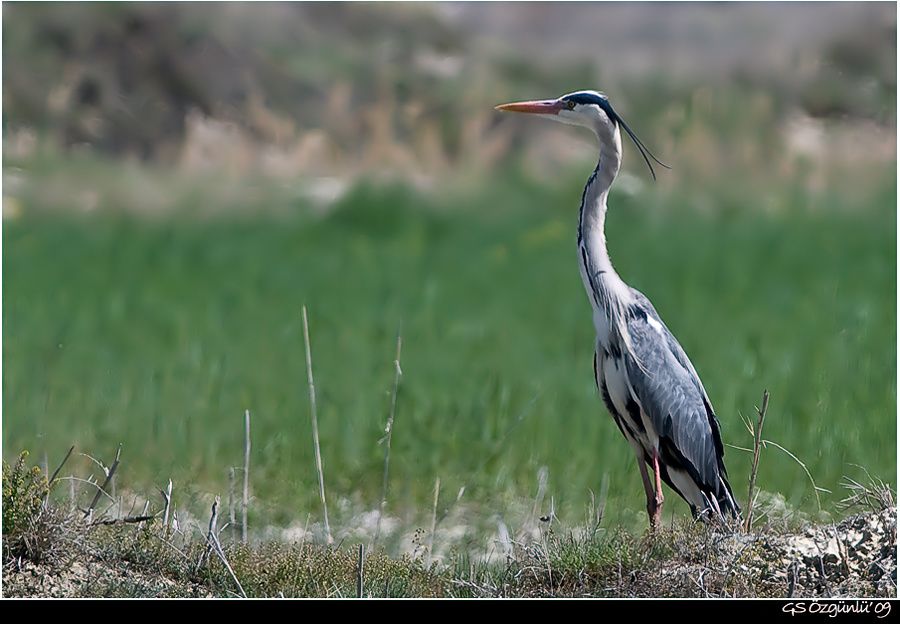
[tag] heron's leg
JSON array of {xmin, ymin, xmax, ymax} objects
[
  {"xmin": 651, "ymin": 452, "xmax": 665, "ymax": 528},
  {"xmin": 633, "ymin": 451, "xmax": 659, "ymax": 530}
]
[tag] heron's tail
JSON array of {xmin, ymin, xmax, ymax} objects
[
  {"xmin": 716, "ymin": 474, "xmax": 741, "ymax": 520},
  {"xmin": 699, "ymin": 475, "xmax": 741, "ymax": 522}
]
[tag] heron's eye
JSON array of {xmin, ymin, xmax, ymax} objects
[{"xmin": 567, "ymin": 101, "xmax": 576, "ymax": 110}]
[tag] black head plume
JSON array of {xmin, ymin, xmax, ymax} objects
[
  {"xmin": 609, "ymin": 109, "xmax": 671, "ymax": 181},
  {"xmin": 570, "ymin": 93, "xmax": 670, "ymax": 181}
]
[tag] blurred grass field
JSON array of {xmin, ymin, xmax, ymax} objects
[{"xmin": 3, "ymin": 159, "xmax": 895, "ymax": 539}]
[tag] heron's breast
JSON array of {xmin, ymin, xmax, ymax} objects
[
  {"xmin": 597, "ymin": 349, "xmax": 660, "ymax": 452},
  {"xmin": 599, "ymin": 354, "xmax": 629, "ymax": 418}
]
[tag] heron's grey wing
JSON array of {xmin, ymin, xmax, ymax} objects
[
  {"xmin": 629, "ymin": 290, "xmax": 714, "ymax": 410},
  {"xmin": 623, "ymin": 296, "xmax": 724, "ymax": 490}
]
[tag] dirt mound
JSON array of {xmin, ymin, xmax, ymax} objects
[
  {"xmin": 757, "ymin": 508, "xmax": 896, "ymax": 597},
  {"xmin": 652, "ymin": 509, "xmax": 897, "ymax": 598},
  {"xmin": 2, "ymin": 509, "xmax": 895, "ymax": 597},
  {"xmin": 2, "ymin": 558, "xmax": 210, "ymax": 598}
]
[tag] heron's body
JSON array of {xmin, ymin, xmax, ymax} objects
[{"xmin": 497, "ymin": 90, "xmax": 739, "ymax": 526}]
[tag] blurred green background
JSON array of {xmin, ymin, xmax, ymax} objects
[{"xmin": 3, "ymin": 3, "xmax": 896, "ymax": 550}]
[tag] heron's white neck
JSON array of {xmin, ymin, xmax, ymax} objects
[
  {"xmin": 579, "ymin": 141, "xmax": 617, "ymax": 261},
  {"xmin": 578, "ymin": 125, "xmax": 626, "ymax": 282},
  {"xmin": 577, "ymin": 125, "xmax": 634, "ymax": 344}
]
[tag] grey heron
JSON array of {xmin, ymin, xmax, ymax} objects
[{"xmin": 496, "ymin": 91, "xmax": 740, "ymax": 528}]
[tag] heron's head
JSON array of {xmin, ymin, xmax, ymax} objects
[{"xmin": 495, "ymin": 90, "xmax": 668, "ymax": 179}]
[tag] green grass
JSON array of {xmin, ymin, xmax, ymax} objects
[{"xmin": 3, "ymin": 166, "xmax": 896, "ymax": 540}]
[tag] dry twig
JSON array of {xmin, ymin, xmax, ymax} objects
[
  {"xmin": 203, "ymin": 496, "xmax": 247, "ymax": 598},
  {"xmin": 302, "ymin": 305, "xmax": 332, "ymax": 544},
  {"xmin": 84, "ymin": 444, "xmax": 122, "ymax": 519}
]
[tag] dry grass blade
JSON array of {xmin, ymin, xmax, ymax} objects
[
  {"xmin": 161, "ymin": 479, "xmax": 173, "ymax": 535},
  {"xmin": 838, "ymin": 470, "xmax": 894, "ymax": 512},
  {"xmin": 744, "ymin": 390, "xmax": 768, "ymax": 532},
  {"xmin": 196, "ymin": 498, "xmax": 218, "ymax": 572},
  {"xmin": 56, "ymin": 476, "xmax": 117, "ymax": 506},
  {"xmin": 228, "ymin": 466, "xmax": 237, "ymax": 542},
  {"xmin": 525, "ymin": 466, "xmax": 549, "ymax": 539},
  {"xmin": 203, "ymin": 496, "xmax": 247, "ymax": 598},
  {"xmin": 47, "ymin": 445, "xmax": 75, "ymax": 488},
  {"xmin": 242, "ymin": 409, "xmax": 251, "ymax": 544},
  {"xmin": 427, "ymin": 476, "xmax": 440, "ymax": 566},
  {"xmin": 302, "ymin": 305, "xmax": 332, "ymax": 544},
  {"xmin": 587, "ymin": 473, "xmax": 609, "ymax": 538},
  {"xmin": 760, "ymin": 439, "xmax": 830, "ymax": 510},
  {"xmin": 79, "ymin": 452, "xmax": 110, "ymax": 474},
  {"xmin": 228, "ymin": 466, "xmax": 237, "ymax": 543},
  {"xmin": 375, "ymin": 329, "xmax": 403, "ymax": 544},
  {"xmin": 739, "ymin": 412, "xmax": 755, "ymax": 437},
  {"xmin": 84, "ymin": 444, "xmax": 121, "ymax": 519}
]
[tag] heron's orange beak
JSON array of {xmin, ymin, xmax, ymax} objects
[{"xmin": 495, "ymin": 99, "xmax": 566, "ymax": 115}]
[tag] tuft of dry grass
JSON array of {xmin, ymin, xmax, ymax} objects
[
  {"xmin": 838, "ymin": 469, "xmax": 895, "ymax": 514},
  {"xmin": 3, "ymin": 449, "xmax": 895, "ymax": 598},
  {"xmin": 447, "ymin": 509, "xmax": 896, "ymax": 598},
  {"xmin": 2, "ymin": 451, "xmax": 85, "ymax": 568}
]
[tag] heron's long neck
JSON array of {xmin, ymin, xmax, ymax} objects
[
  {"xmin": 577, "ymin": 130, "xmax": 633, "ymax": 345},
  {"xmin": 578, "ymin": 135, "xmax": 623, "ymax": 287}
]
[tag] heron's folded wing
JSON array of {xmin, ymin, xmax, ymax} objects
[{"xmin": 624, "ymin": 307, "xmax": 722, "ymax": 489}]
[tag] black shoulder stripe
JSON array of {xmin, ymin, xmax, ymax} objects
[{"xmin": 624, "ymin": 396, "xmax": 646, "ymax": 434}]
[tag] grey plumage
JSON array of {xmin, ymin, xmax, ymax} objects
[
  {"xmin": 496, "ymin": 89, "xmax": 739, "ymax": 527},
  {"xmin": 621, "ymin": 291, "xmax": 739, "ymax": 518}
]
